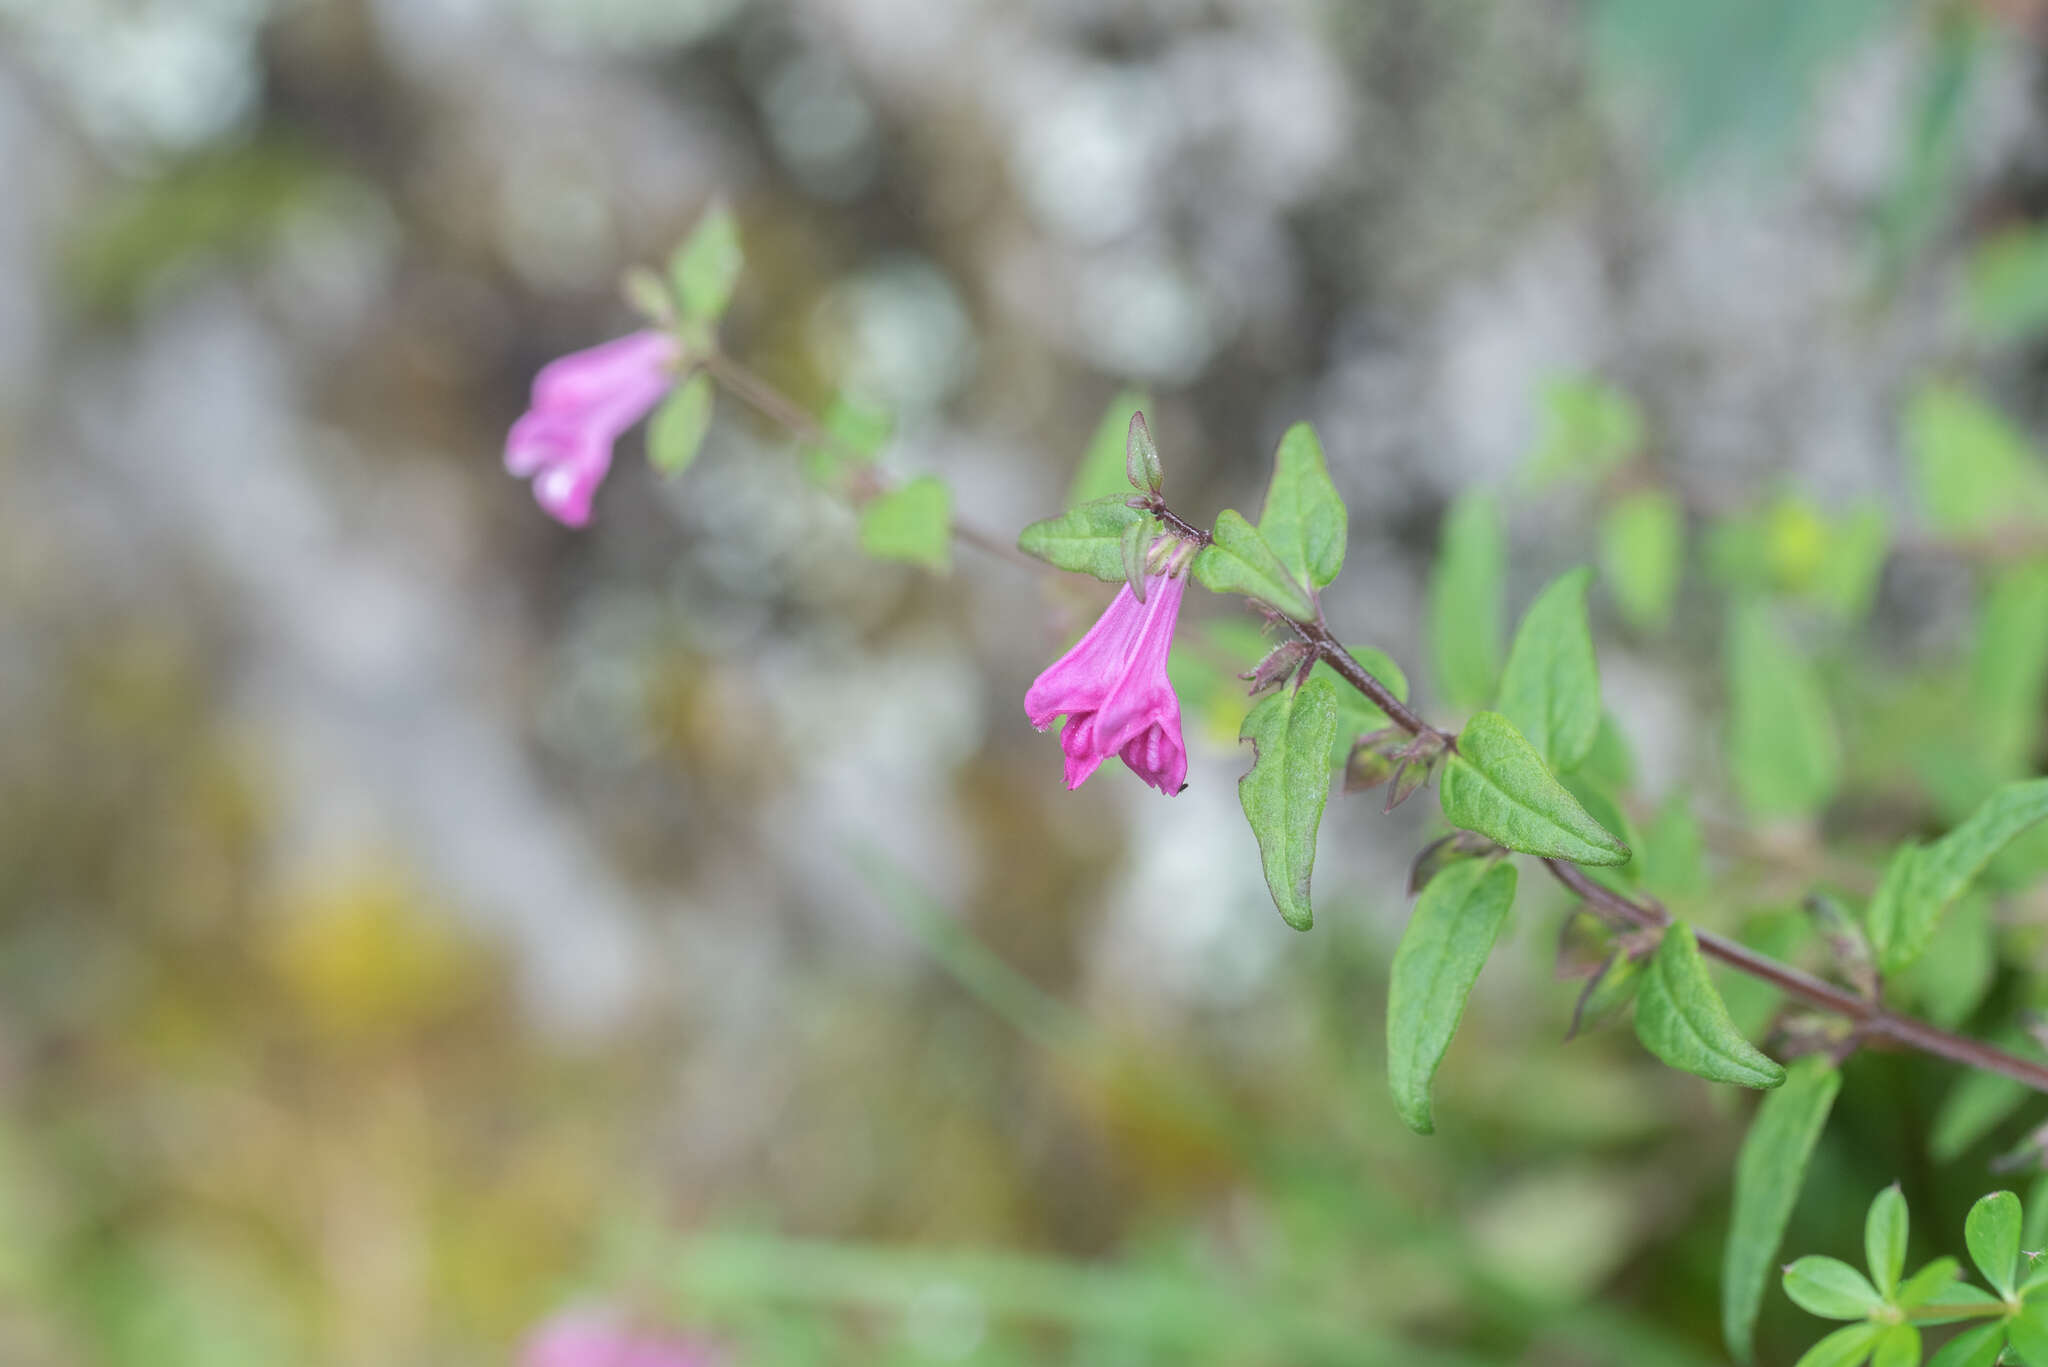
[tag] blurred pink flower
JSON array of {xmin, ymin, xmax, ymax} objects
[
  {"xmin": 1026, "ymin": 572, "xmax": 1188, "ymax": 795},
  {"xmin": 521, "ymin": 1310, "xmax": 722, "ymax": 1367},
  {"xmin": 506, "ymin": 330, "xmax": 681, "ymax": 526}
]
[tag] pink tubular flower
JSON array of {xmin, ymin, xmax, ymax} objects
[
  {"xmin": 521, "ymin": 1310, "xmax": 723, "ymax": 1367},
  {"xmin": 1025, "ymin": 572, "xmax": 1189, "ymax": 795},
  {"xmin": 506, "ymin": 330, "xmax": 682, "ymax": 526}
]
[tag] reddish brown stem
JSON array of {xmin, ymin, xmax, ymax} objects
[{"xmin": 1294, "ymin": 611, "xmax": 2048, "ymax": 1096}]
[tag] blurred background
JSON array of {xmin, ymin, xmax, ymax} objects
[{"xmin": 6, "ymin": 0, "xmax": 2048, "ymax": 1363}]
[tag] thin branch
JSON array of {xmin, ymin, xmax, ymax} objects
[{"xmin": 697, "ymin": 351, "xmax": 1039, "ymax": 570}]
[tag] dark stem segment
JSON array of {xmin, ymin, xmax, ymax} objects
[
  {"xmin": 1288, "ymin": 620, "xmax": 1457, "ymax": 747},
  {"xmin": 1296, "ymin": 615, "xmax": 2048, "ymax": 1096},
  {"xmin": 698, "ymin": 352, "xmax": 1036, "ymax": 569}
]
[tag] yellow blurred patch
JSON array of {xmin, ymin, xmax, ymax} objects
[{"xmin": 268, "ymin": 868, "xmax": 483, "ymax": 1044}]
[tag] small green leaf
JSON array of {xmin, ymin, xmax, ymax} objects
[
  {"xmin": 1525, "ymin": 376, "xmax": 1644, "ymax": 486},
  {"xmin": 1497, "ymin": 567, "xmax": 1602, "ymax": 772},
  {"xmin": 1573, "ymin": 711, "xmax": 1637, "ymax": 791},
  {"xmin": 1793, "ymin": 1324, "xmax": 1885, "ymax": 1367},
  {"xmin": 1724, "ymin": 1057, "xmax": 1842, "ymax": 1362},
  {"xmin": 1600, "ymin": 489, "xmax": 1685, "ymax": 633},
  {"xmin": 1438, "ymin": 711, "xmax": 1631, "ymax": 865},
  {"xmin": 858, "ymin": 476, "xmax": 951, "ymax": 573},
  {"xmin": 2009, "ymin": 1303, "xmax": 2048, "ymax": 1367},
  {"xmin": 1193, "ymin": 511, "xmax": 1317, "ymax": 621},
  {"xmin": 1238, "ymin": 677, "xmax": 1340, "ymax": 931},
  {"xmin": 1932, "ymin": 1060, "xmax": 2031, "ymax": 1163},
  {"xmin": 1967, "ymin": 1190, "xmax": 2023, "ymax": 1299},
  {"xmin": 1870, "ymin": 1324, "xmax": 1920, "ymax": 1367},
  {"xmin": 1386, "ymin": 859, "xmax": 1518, "ymax": 1135},
  {"xmin": 1635, "ymin": 923, "xmax": 1787, "ymax": 1090},
  {"xmin": 1896, "ymin": 1257, "xmax": 1962, "ymax": 1311},
  {"xmin": 1018, "ymin": 496, "xmax": 1145, "ymax": 582},
  {"xmin": 1814, "ymin": 504, "xmax": 1890, "ymax": 622},
  {"xmin": 1971, "ymin": 563, "xmax": 2048, "ymax": 783},
  {"xmin": 1928, "ymin": 1321, "xmax": 2006, "ymax": 1367},
  {"xmin": 1784, "ymin": 1256, "xmax": 1885, "ymax": 1320},
  {"xmin": 1726, "ymin": 600, "xmax": 1842, "ymax": 821},
  {"xmin": 1257, "ymin": 422, "xmax": 1347, "ymax": 590},
  {"xmin": 1906, "ymin": 383, "xmax": 2048, "ymax": 534},
  {"xmin": 1428, "ymin": 491, "xmax": 1505, "ymax": 712},
  {"xmin": 799, "ymin": 394, "xmax": 890, "ymax": 489},
  {"xmin": 669, "ymin": 201, "xmax": 743, "ymax": 323},
  {"xmin": 1966, "ymin": 224, "xmax": 2048, "ymax": 345},
  {"xmin": 1869, "ymin": 779, "xmax": 2048, "ymax": 974},
  {"xmin": 647, "ymin": 370, "xmax": 714, "ymax": 475},
  {"xmin": 1867, "ymin": 1185, "xmax": 1909, "ymax": 1299},
  {"xmin": 1068, "ymin": 390, "xmax": 1151, "ymax": 509},
  {"xmin": 1639, "ymin": 794, "xmax": 1706, "ymax": 903}
]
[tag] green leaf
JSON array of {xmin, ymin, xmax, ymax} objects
[
  {"xmin": 1966, "ymin": 224, "xmax": 2048, "ymax": 345},
  {"xmin": 1928, "ymin": 1321, "xmax": 2006, "ymax": 1367},
  {"xmin": 1906, "ymin": 383, "xmax": 2048, "ymax": 535},
  {"xmin": 1726, "ymin": 600, "xmax": 1841, "ymax": 821},
  {"xmin": 858, "ymin": 477, "xmax": 951, "ymax": 573},
  {"xmin": 1635, "ymin": 922, "xmax": 1787, "ymax": 1089},
  {"xmin": 1067, "ymin": 390, "xmax": 1151, "ymax": 509},
  {"xmin": 1967, "ymin": 1190, "xmax": 2023, "ymax": 1299},
  {"xmin": 1573, "ymin": 711, "xmax": 1637, "ymax": 791},
  {"xmin": 1561, "ymin": 776, "xmax": 1640, "ymax": 894},
  {"xmin": 1793, "ymin": 1324, "xmax": 1885, "ymax": 1367},
  {"xmin": 1870, "ymin": 1324, "xmax": 1920, "ymax": 1367},
  {"xmin": 1814, "ymin": 504, "xmax": 1890, "ymax": 622},
  {"xmin": 1971, "ymin": 564, "xmax": 2048, "ymax": 783},
  {"xmin": 1866, "ymin": 1185, "xmax": 1909, "ymax": 1299},
  {"xmin": 1896, "ymin": 1257, "xmax": 1962, "ymax": 1311},
  {"xmin": 2011, "ymin": 1304, "xmax": 2048, "ymax": 1367},
  {"xmin": 669, "ymin": 201, "xmax": 743, "ymax": 323},
  {"xmin": 1639, "ymin": 794, "xmax": 1706, "ymax": 903},
  {"xmin": 1238, "ymin": 677, "xmax": 1340, "ymax": 931},
  {"xmin": 647, "ymin": 371, "xmax": 714, "ymax": 475},
  {"xmin": 1193, "ymin": 511, "xmax": 1317, "ymax": 621},
  {"xmin": 799, "ymin": 394, "xmax": 890, "ymax": 489},
  {"xmin": 1525, "ymin": 375, "xmax": 1644, "ymax": 486},
  {"xmin": 1600, "ymin": 489, "xmax": 1685, "ymax": 633},
  {"xmin": 1256, "ymin": 422, "xmax": 1347, "ymax": 591},
  {"xmin": 1018, "ymin": 496, "xmax": 1145, "ymax": 582},
  {"xmin": 1438, "ymin": 711, "xmax": 1631, "ymax": 865},
  {"xmin": 1868, "ymin": 779, "xmax": 2048, "ymax": 974},
  {"xmin": 1784, "ymin": 1255, "xmax": 1885, "ymax": 1320},
  {"xmin": 1497, "ymin": 567, "xmax": 1602, "ymax": 772},
  {"xmin": 1428, "ymin": 491, "xmax": 1505, "ymax": 711},
  {"xmin": 1931, "ymin": 1060, "xmax": 2030, "ymax": 1163},
  {"xmin": 1723, "ymin": 1057, "xmax": 1843, "ymax": 1361},
  {"xmin": 1386, "ymin": 859, "xmax": 1518, "ymax": 1135}
]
